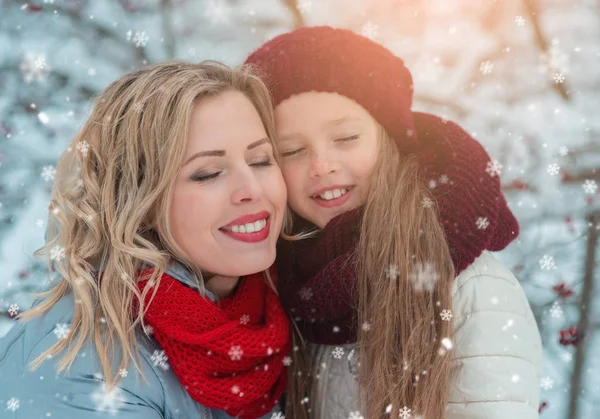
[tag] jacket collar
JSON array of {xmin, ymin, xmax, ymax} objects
[{"xmin": 164, "ymin": 259, "xmax": 216, "ymax": 302}]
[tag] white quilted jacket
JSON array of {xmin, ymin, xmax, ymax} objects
[{"xmin": 305, "ymin": 251, "xmax": 543, "ymax": 418}]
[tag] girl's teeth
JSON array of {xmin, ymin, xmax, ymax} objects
[
  {"xmin": 318, "ymin": 188, "xmax": 348, "ymax": 200},
  {"xmin": 229, "ymin": 219, "xmax": 267, "ymax": 234}
]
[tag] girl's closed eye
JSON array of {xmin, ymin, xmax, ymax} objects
[
  {"xmin": 335, "ymin": 134, "xmax": 360, "ymax": 143},
  {"xmin": 281, "ymin": 147, "xmax": 305, "ymax": 157}
]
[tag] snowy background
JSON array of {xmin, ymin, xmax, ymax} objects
[{"xmin": 1, "ymin": 0, "xmax": 599, "ymax": 418}]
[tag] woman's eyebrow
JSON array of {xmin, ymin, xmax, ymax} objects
[{"xmin": 184, "ymin": 137, "xmax": 270, "ymax": 166}]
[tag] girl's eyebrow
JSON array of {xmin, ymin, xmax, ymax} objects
[{"xmin": 324, "ymin": 116, "xmax": 363, "ymax": 128}]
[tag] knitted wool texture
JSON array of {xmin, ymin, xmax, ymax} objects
[
  {"xmin": 276, "ymin": 113, "xmax": 520, "ymax": 344},
  {"xmin": 246, "ymin": 26, "xmax": 519, "ymax": 276},
  {"xmin": 246, "ymin": 25, "xmax": 418, "ymax": 155},
  {"xmin": 137, "ymin": 268, "xmax": 290, "ymax": 419}
]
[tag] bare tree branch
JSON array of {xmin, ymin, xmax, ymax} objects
[
  {"xmin": 567, "ymin": 210, "xmax": 599, "ymax": 419},
  {"xmin": 522, "ymin": 0, "xmax": 571, "ymax": 101},
  {"xmin": 562, "ymin": 168, "xmax": 600, "ymax": 184},
  {"xmin": 281, "ymin": 0, "xmax": 304, "ymax": 29}
]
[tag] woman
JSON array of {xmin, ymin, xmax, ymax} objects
[
  {"xmin": 0, "ymin": 62, "xmax": 290, "ymax": 418},
  {"xmin": 246, "ymin": 26, "xmax": 543, "ymax": 418}
]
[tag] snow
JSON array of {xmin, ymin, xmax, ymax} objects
[{"xmin": 1, "ymin": 1, "xmax": 599, "ymax": 417}]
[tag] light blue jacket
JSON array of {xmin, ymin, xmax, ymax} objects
[{"xmin": 0, "ymin": 261, "xmax": 283, "ymax": 419}]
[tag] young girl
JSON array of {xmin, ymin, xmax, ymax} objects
[
  {"xmin": 0, "ymin": 62, "xmax": 290, "ymax": 418},
  {"xmin": 246, "ymin": 26, "xmax": 543, "ymax": 418}
]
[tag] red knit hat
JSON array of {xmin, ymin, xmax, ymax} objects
[{"xmin": 245, "ymin": 26, "xmax": 519, "ymax": 272}]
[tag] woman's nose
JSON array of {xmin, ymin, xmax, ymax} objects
[{"xmin": 230, "ymin": 171, "xmax": 263, "ymax": 204}]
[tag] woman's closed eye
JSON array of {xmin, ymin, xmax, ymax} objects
[
  {"xmin": 249, "ymin": 158, "xmax": 274, "ymax": 167},
  {"xmin": 192, "ymin": 171, "xmax": 221, "ymax": 182},
  {"xmin": 191, "ymin": 159, "xmax": 273, "ymax": 183}
]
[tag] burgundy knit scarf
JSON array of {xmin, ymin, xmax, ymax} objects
[
  {"xmin": 275, "ymin": 205, "xmax": 514, "ymax": 346},
  {"xmin": 137, "ymin": 268, "xmax": 290, "ymax": 419},
  {"xmin": 275, "ymin": 209, "xmax": 363, "ymax": 345}
]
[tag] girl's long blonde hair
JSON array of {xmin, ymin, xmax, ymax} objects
[
  {"xmin": 284, "ymin": 124, "xmax": 455, "ymax": 419},
  {"xmin": 355, "ymin": 125, "xmax": 455, "ymax": 418},
  {"xmin": 21, "ymin": 61, "xmax": 281, "ymax": 387}
]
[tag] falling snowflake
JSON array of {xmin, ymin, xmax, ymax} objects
[
  {"xmin": 399, "ymin": 406, "xmax": 412, "ymax": 418},
  {"xmin": 51, "ymin": 245, "xmax": 65, "ymax": 261},
  {"xmin": 8, "ymin": 303, "xmax": 19, "ymax": 316},
  {"xmin": 20, "ymin": 53, "xmax": 51, "ymax": 83},
  {"xmin": 349, "ymin": 412, "xmax": 363, "ymax": 419},
  {"xmin": 271, "ymin": 413, "xmax": 285, "ymax": 419},
  {"xmin": 386, "ymin": 264, "xmax": 399, "ymax": 280},
  {"xmin": 282, "ymin": 356, "xmax": 292, "ymax": 366},
  {"xmin": 558, "ymin": 146, "xmax": 569, "ymax": 156},
  {"xmin": 440, "ymin": 309, "xmax": 453, "ymax": 321},
  {"xmin": 476, "ymin": 217, "xmax": 490, "ymax": 230},
  {"xmin": 515, "ymin": 16, "xmax": 525, "ymax": 26},
  {"xmin": 131, "ymin": 31, "xmax": 149, "ymax": 47},
  {"xmin": 409, "ymin": 263, "xmax": 439, "ymax": 292},
  {"xmin": 38, "ymin": 112, "xmax": 50, "ymax": 125},
  {"xmin": 240, "ymin": 314, "xmax": 251, "ymax": 325},
  {"xmin": 539, "ymin": 255, "xmax": 556, "ymax": 271},
  {"xmin": 131, "ymin": 102, "xmax": 144, "ymax": 113},
  {"xmin": 297, "ymin": 0, "xmax": 311, "ymax": 14},
  {"xmin": 547, "ymin": 163, "xmax": 560, "ymax": 176},
  {"xmin": 439, "ymin": 174, "xmax": 449, "ymax": 184},
  {"xmin": 332, "ymin": 347, "xmax": 345, "ymax": 359},
  {"xmin": 553, "ymin": 72, "xmax": 565, "ymax": 84},
  {"xmin": 6, "ymin": 397, "xmax": 19, "ymax": 412},
  {"xmin": 231, "ymin": 385, "xmax": 241, "ymax": 394},
  {"xmin": 151, "ymin": 350, "xmax": 169, "ymax": 370},
  {"xmin": 118, "ymin": 368, "xmax": 128, "ymax": 378},
  {"xmin": 229, "ymin": 345, "xmax": 244, "ymax": 361},
  {"xmin": 361, "ymin": 21, "xmax": 378, "ymax": 40},
  {"xmin": 36, "ymin": 219, "xmax": 44, "ymax": 228},
  {"xmin": 582, "ymin": 180, "xmax": 598, "ymax": 195},
  {"xmin": 438, "ymin": 337, "xmax": 454, "ymax": 355},
  {"xmin": 77, "ymin": 140, "xmax": 90, "ymax": 156},
  {"xmin": 143, "ymin": 324, "xmax": 154, "ymax": 335},
  {"xmin": 41, "ymin": 165, "xmax": 56, "ymax": 181},
  {"xmin": 539, "ymin": 37, "xmax": 570, "ymax": 76},
  {"xmin": 299, "ymin": 286, "xmax": 313, "ymax": 301},
  {"xmin": 549, "ymin": 301, "xmax": 563, "ymax": 318},
  {"xmin": 361, "ymin": 321, "xmax": 371, "ymax": 332},
  {"xmin": 479, "ymin": 60, "xmax": 493, "ymax": 75},
  {"xmin": 91, "ymin": 382, "xmax": 126, "ymax": 413},
  {"xmin": 485, "ymin": 160, "xmax": 503, "ymax": 177},
  {"xmin": 204, "ymin": 0, "xmax": 232, "ymax": 25},
  {"xmin": 53, "ymin": 323, "xmax": 70, "ymax": 339},
  {"xmin": 422, "ymin": 197, "xmax": 434, "ymax": 208},
  {"xmin": 562, "ymin": 352, "xmax": 572, "ymax": 362},
  {"xmin": 540, "ymin": 376, "xmax": 554, "ymax": 390}
]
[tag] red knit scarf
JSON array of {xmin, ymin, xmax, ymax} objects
[{"xmin": 136, "ymin": 267, "xmax": 290, "ymax": 419}]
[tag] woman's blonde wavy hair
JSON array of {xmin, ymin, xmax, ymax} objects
[
  {"xmin": 21, "ymin": 61, "xmax": 282, "ymax": 387},
  {"xmin": 284, "ymin": 124, "xmax": 455, "ymax": 419}
]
